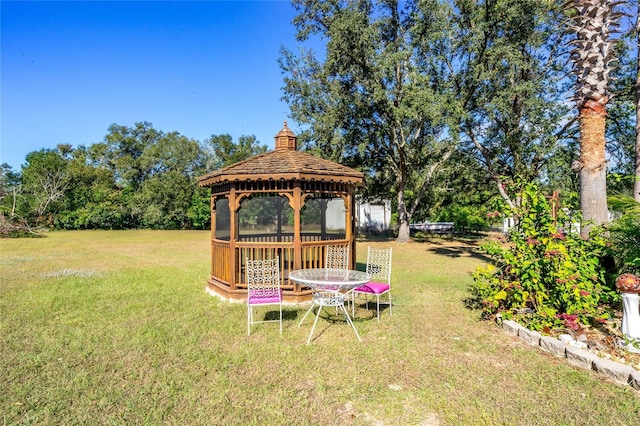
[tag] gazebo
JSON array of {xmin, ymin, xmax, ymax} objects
[{"xmin": 197, "ymin": 122, "xmax": 365, "ymax": 303}]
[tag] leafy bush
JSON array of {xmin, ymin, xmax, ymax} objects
[
  {"xmin": 469, "ymin": 182, "xmax": 618, "ymax": 331},
  {"xmin": 435, "ymin": 205, "xmax": 488, "ymax": 233}
]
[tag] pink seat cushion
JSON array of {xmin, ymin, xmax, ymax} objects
[
  {"xmin": 354, "ymin": 281, "xmax": 390, "ymax": 295},
  {"xmin": 248, "ymin": 289, "xmax": 282, "ymax": 304}
]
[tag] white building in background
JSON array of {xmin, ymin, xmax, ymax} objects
[
  {"xmin": 324, "ymin": 197, "xmax": 347, "ymax": 230},
  {"xmin": 503, "ymin": 216, "xmax": 516, "ymax": 234},
  {"xmin": 356, "ymin": 199, "xmax": 392, "ymax": 233}
]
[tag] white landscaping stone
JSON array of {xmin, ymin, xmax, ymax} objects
[
  {"xmin": 567, "ymin": 340, "xmax": 588, "ymax": 349},
  {"xmin": 502, "ymin": 320, "xmax": 523, "ymax": 336},
  {"xmin": 540, "ymin": 336, "xmax": 566, "ymax": 358},
  {"xmin": 518, "ymin": 328, "xmax": 541, "ymax": 346},
  {"xmin": 498, "ymin": 321, "xmax": 640, "ymax": 389},
  {"xmin": 629, "ymin": 370, "xmax": 640, "ymax": 390},
  {"xmin": 558, "ymin": 334, "xmax": 573, "ymax": 343},
  {"xmin": 565, "ymin": 346, "xmax": 599, "ymax": 371},
  {"xmin": 593, "ymin": 357, "xmax": 636, "ymax": 385}
]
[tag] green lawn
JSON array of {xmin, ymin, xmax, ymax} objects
[{"xmin": 2, "ymin": 230, "xmax": 639, "ymax": 425}]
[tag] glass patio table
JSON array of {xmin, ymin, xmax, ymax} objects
[{"xmin": 289, "ymin": 268, "xmax": 370, "ymax": 345}]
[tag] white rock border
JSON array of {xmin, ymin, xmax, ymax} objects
[{"xmin": 501, "ymin": 319, "xmax": 640, "ymax": 388}]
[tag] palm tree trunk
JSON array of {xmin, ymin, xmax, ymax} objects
[
  {"xmin": 579, "ymin": 104, "xmax": 609, "ymax": 235},
  {"xmin": 564, "ymin": 0, "xmax": 623, "ymax": 234}
]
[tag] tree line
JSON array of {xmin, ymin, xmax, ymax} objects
[
  {"xmin": 0, "ymin": 123, "xmax": 267, "ymax": 232},
  {"xmin": 1, "ymin": 0, "xmax": 638, "ymax": 239}
]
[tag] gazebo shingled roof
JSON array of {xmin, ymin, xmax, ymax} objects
[{"xmin": 197, "ymin": 122, "xmax": 364, "ymax": 187}]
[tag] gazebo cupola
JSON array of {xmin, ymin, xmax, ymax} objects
[
  {"xmin": 197, "ymin": 122, "xmax": 364, "ymax": 303},
  {"xmin": 275, "ymin": 121, "xmax": 297, "ymax": 150}
]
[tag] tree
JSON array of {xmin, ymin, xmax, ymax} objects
[
  {"xmin": 54, "ymin": 145, "xmax": 125, "ymax": 230},
  {"xmin": 203, "ymin": 134, "xmax": 268, "ymax": 169},
  {"xmin": 20, "ymin": 147, "xmax": 71, "ymax": 224},
  {"xmin": 281, "ymin": 0, "xmax": 457, "ymax": 243},
  {"xmin": 281, "ymin": 0, "xmax": 575, "ymax": 241},
  {"xmin": 445, "ymin": 0, "xmax": 571, "ymax": 210},
  {"xmin": 606, "ymin": 20, "xmax": 638, "ymax": 196},
  {"xmin": 564, "ymin": 0, "xmax": 624, "ymax": 235},
  {"xmin": 6, "ymin": 123, "xmax": 271, "ymax": 231},
  {"xmin": 81, "ymin": 122, "xmax": 207, "ymax": 229},
  {"xmin": 90, "ymin": 122, "xmax": 207, "ymax": 229},
  {"xmin": 131, "ymin": 130, "xmax": 204, "ymax": 229},
  {"xmin": 0, "ymin": 163, "xmax": 22, "ymax": 220},
  {"xmin": 607, "ymin": 193, "xmax": 640, "ymax": 274}
]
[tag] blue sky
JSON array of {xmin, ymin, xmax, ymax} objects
[{"xmin": 1, "ymin": 0, "xmax": 311, "ymax": 170}]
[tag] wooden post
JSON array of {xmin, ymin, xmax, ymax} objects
[
  {"xmin": 229, "ymin": 187, "xmax": 238, "ymax": 290},
  {"xmin": 292, "ymin": 184, "xmax": 303, "ymax": 294},
  {"xmin": 210, "ymin": 195, "xmax": 216, "ymax": 277},
  {"xmin": 346, "ymin": 190, "xmax": 357, "ymax": 270},
  {"xmin": 293, "ymin": 184, "xmax": 302, "ymax": 269}
]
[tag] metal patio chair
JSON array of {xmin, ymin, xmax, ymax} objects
[
  {"xmin": 325, "ymin": 244, "xmax": 351, "ymax": 309},
  {"xmin": 352, "ymin": 247, "xmax": 393, "ymax": 321},
  {"xmin": 246, "ymin": 257, "xmax": 283, "ymax": 335}
]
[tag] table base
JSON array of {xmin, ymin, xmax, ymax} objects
[{"xmin": 298, "ymin": 291, "xmax": 361, "ymax": 345}]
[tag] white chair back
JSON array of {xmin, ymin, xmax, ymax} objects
[
  {"xmin": 366, "ymin": 247, "xmax": 392, "ymax": 285},
  {"xmin": 247, "ymin": 257, "xmax": 281, "ymax": 299},
  {"xmin": 325, "ymin": 245, "xmax": 350, "ymax": 270}
]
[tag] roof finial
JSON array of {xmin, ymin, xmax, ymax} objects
[{"xmin": 275, "ymin": 121, "xmax": 297, "ymax": 151}]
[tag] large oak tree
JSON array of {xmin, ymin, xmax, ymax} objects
[
  {"xmin": 281, "ymin": 0, "xmax": 572, "ymax": 241},
  {"xmin": 281, "ymin": 0, "xmax": 466, "ymax": 242}
]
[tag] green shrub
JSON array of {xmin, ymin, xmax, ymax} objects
[
  {"xmin": 436, "ymin": 205, "xmax": 488, "ymax": 233},
  {"xmin": 607, "ymin": 194, "xmax": 640, "ymax": 275},
  {"xmin": 469, "ymin": 182, "xmax": 618, "ymax": 331}
]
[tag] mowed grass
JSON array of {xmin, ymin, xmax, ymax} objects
[{"xmin": 1, "ymin": 230, "xmax": 639, "ymax": 425}]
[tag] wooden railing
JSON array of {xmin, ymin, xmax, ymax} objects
[
  {"xmin": 210, "ymin": 237, "xmax": 351, "ymax": 293},
  {"xmin": 211, "ymin": 240, "xmax": 231, "ymax": 284}
]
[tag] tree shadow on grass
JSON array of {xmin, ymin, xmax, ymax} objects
[{"xmin": 424, "ymin": 245, "xmax": 492, "ymax": 263}]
